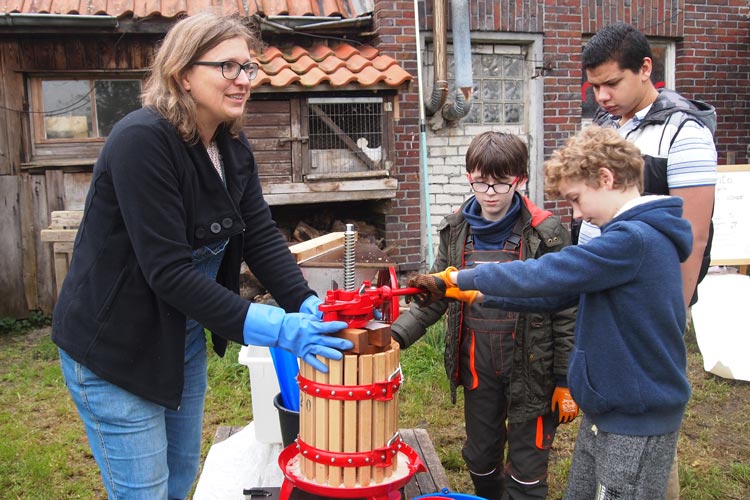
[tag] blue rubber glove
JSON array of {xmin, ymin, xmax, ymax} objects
[
  {"xmin": 299, "ymin": 295, "xmax": 324, "ymax": 320},
  {"xmin": 243, "ymin": 303, "xmax": 351, "ymax": 373}
]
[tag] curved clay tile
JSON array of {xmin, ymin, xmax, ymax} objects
[
  {"xmin": 136, "ymin": 0, "xmax": 181, "ymax": 19},
  {"xmin": 259, "ymin": 0, "xmax": 289, "ymax": 16},
  {"xmin": 283, "ymin": 45, "xmax": 309, "ymax": 63},
  {"xmin": 332, "ymin": 43, "xmax": 359, "ymax": 61},
  {"xmin": 3, "ymin": 1, "xmax": 22, "ymax": 13},
  {"xmin": 358, "ymin": 45, "xmax": 379, "ymax": 60},
  {"xmin": 352, "ymin": 65, "xmax": 383, "ymax": 86},
  {"xmin": 27, "ymin": 0, "xmax": 53, "ymax": 13},
  {"xmin": 308, "ymin": 43, "xmax": 335, "ymax": 61},
  {"xmin": 257, "ymin": 46, "xmax": 284, "ymax": 64},
  {"xmin": 287, "ymin": 0, "xmax": 312, "ymax": 16},
  {"xmin": 133, "ymin": 0, "xmax": 164, "ymax": 18},
  {"xmin": 106, "ymin": 0, "xmax": 131, "ymax": 16},
  {"xmin": 344, "ymin": 53, "xmax": 371, "ymax": 73},
  {"xmin": 48, "ymin": 0, "xmax": 82, "ymax": 15},
  {"xmin": 299, "ymin": 67, "xmax": 330, "ymax": 87},
  {"xmin": 371, "ymin": 54, "xmax": 397, "ymax": 71},
  {"xmin": 268, "ymin": 67, "xmax": 302, "ymax": 87},
  {"xmin": 261, "ymin": 55, "xmax": 291, "ymax": 76},
  {"xmin": 250, "ymin": 73, "xmax": 272, "ymax": 90},
  {"xmin": 384, "ymin": 65, "xmax": 413, "ymax": 86},
  {"xmin": 319, "ymin": 0, "xmax": 345, "ymax": 18},
  {"xmin": 290, "ymin": 54, "xmax": 318, "ymax": 75},
  {"xmin": 317, "ymin": 55, "xmax": 346, "ymax": 74},
  {"xmin": 216, "ymin": 0, "xmax": 248, "ymax": 18},
  {"xmin": 326, "ymin": 66, "xmax": 358, "ymax": 87}
]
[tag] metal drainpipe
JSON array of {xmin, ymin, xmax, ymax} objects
[
  {"xmin": 413, "ymin": 0, "xmax": 435, "ymax": 267},
  {"xmin": 424, "ymin": 0, "xmax": 448, "ymax": 117},
  {"xmin": 442, "ymin": 0, "xmax": 473, "ymax": 122}
]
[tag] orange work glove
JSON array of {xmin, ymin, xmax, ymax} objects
[
  {"xmin": 407, "ymin": 266, "xmax": 458, "ymax": 307},
  {"xmin": 551, "ymin": 386, "xmax": 579, "ymax": 424},
  {"xmin": 445, "ymin": 287, "xmax": 480, "ymax": 304}
]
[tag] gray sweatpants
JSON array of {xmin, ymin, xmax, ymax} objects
[{"xmin": 563, "ymin": 414, "xmax": 679, "ymax": 500}]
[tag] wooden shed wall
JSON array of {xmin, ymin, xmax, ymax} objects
[{"xmin": 0, "ymin": 34, "xmax": 156, "ymax": 317}]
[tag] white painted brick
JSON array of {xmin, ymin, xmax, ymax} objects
[{"xmin": 428, "ymin": 146, "xmax": 458, "ymax": 157}]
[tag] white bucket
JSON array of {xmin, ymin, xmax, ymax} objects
[{"xmin": 238, "ymin": 345, "xmax": 283, "ymax": 443}]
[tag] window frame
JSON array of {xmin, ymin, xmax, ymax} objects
[
  {"xmin": 302, "ymin": 95, "xmax": 394, "ymax": 180},
  {"xmin": 28, "ymin": 72, "xmax": 145, "ymax": 160}
]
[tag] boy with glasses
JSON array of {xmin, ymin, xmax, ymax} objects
[{"xmin": 392, "ymin": 131, "xmax": 578, "ymax": 500}]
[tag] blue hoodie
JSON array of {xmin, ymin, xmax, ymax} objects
[{"xmin": 457, "ymin": 196, "xmax": 693, "ymax": 436}]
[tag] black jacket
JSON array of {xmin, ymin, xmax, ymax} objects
[{"xmin": 52, "ymin": 107, "xmax": 314, "ymax": 409}]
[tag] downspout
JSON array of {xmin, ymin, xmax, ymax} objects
[
  {"xmin": 424, "ymin": 0, "xmax": 448, "ymax": 117},
  {"xmin": 442, "ymin": 0, "xmax": 473, "ymax": 121},
  {"xmin": 413, "ymin": 0, "xmax": 435, "ymax": 266}
]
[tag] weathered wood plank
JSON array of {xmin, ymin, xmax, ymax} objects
[
  {"xmin": 48, "ymin": 210, "xmax": 84, "ymax": 228},
  {"xmin": 401, "ymin": 427, "xmax": 450, "ymax": 498},
  {"xmin": 29, "ymin": 173, "xmax": 55, "ymax": 313},
  {"xmin": 40, "ymin": 229, "xmax": 78, "ymax": 242},
  {"xmin": 289, "ymin": 232, "xmax": 345, "ymax": 263},
  {"xmin": 0, "ymin": 176, "xmax": 27, "ymax": 316}
]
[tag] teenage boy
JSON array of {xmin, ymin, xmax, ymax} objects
[
  {"xmin": 412, "ymin": 126, "xmax": 693, "ymax": 498},
  {"xmin": 582, "ymin": 23, "xmax": 716, "ymax": 497},
  {"xmin": 392, "ymin": 131, "xmax": 577, "ymax": 500}
]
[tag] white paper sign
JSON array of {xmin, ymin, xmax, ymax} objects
[{"xmin": 710, "ymin": 166, "xmax": 750, "ymax": 263}]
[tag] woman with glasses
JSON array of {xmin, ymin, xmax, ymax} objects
[
  {"xmin": 393, "ymin": 131, "xmax": 578, "ymax": 500},
  {"xmin": 51, "ymin": 12, "xmax": 352, "ymax": 499}
]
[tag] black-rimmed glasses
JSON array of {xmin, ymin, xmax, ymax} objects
[
  {"xmin": 469, "ymin": 176, "xmax": 519, "ymax": 194},
  {"xmin": 193, "ymin": 61, "xmax": 259, "ymax": 81}
]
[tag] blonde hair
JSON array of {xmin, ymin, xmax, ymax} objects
[
  {"xmin": 544, "ymin": 125, "xmax": 644, "ymax": 197},
  {"xmin": 141, "ymin": 12, "xmax": 261, "ymax": 143}
]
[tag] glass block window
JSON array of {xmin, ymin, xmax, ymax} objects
[{"xmin": 424, "ymin": 43, "xmax": 528, "ymax": 126}]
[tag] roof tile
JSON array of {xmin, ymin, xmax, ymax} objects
[
  {"xmin": 4, "ymin": 0, "xmax": 370, "ymax": 18},
  {"xmin": 289, "ymin": 54, "xmax": 318, "ymax": 74},
  {"xmin": 251, "ymin": 41, "xmax": 412, "ymax": 90}
]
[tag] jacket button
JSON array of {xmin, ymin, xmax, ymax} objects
[
  {"xmin": 222, "ymin": 217, "xmax": 233, "ymax": 229},
  {"xmin": 195, "ymin": 227, "xmax": 206, "ymax": 239},
  {"xmin": 210, "ymin": 222, "xmax": 222, "ymax": 234}
]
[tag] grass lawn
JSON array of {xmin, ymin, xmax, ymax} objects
[{"xmin": 1, "ymin": 320, "xmax": 748, "ymax": 499}]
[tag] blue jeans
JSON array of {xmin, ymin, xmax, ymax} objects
[{"xmin": 60, "ymin": 239, "xmax": 227, "ymax": 499}]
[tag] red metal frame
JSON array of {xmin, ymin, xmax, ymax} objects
[{"xmin": 277, "ymin": 442, "xmax": 426, "ymax": 500}]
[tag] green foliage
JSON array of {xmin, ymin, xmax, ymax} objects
[{"xmin": 0, "ymin": 311, "xmax": 50, "ymax": 335}]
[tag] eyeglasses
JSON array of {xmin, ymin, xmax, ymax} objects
[
  {"xmin": 469, "ymin": 176, "xmax": 519, "ymax": 194},
  {"xmin": 193, "ymin": 61, "xmax": 259, "ymax": 81}
]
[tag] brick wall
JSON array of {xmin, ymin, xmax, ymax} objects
[
  {"xmin": 677, "ymin": 0, "xmax": 750, "ymax": 165},
  {"xmin": 373, "ymin": 1, "xmax": 424, "ymax": 272}
]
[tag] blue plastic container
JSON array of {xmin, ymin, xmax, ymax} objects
[{"xmin": 413, "ymin": 488, "xmax": 486, "ymax": 500}]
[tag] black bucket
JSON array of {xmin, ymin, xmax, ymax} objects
[{"xmin": 273, "ymin": 392, "xmax": 300, "ymax": 448}]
